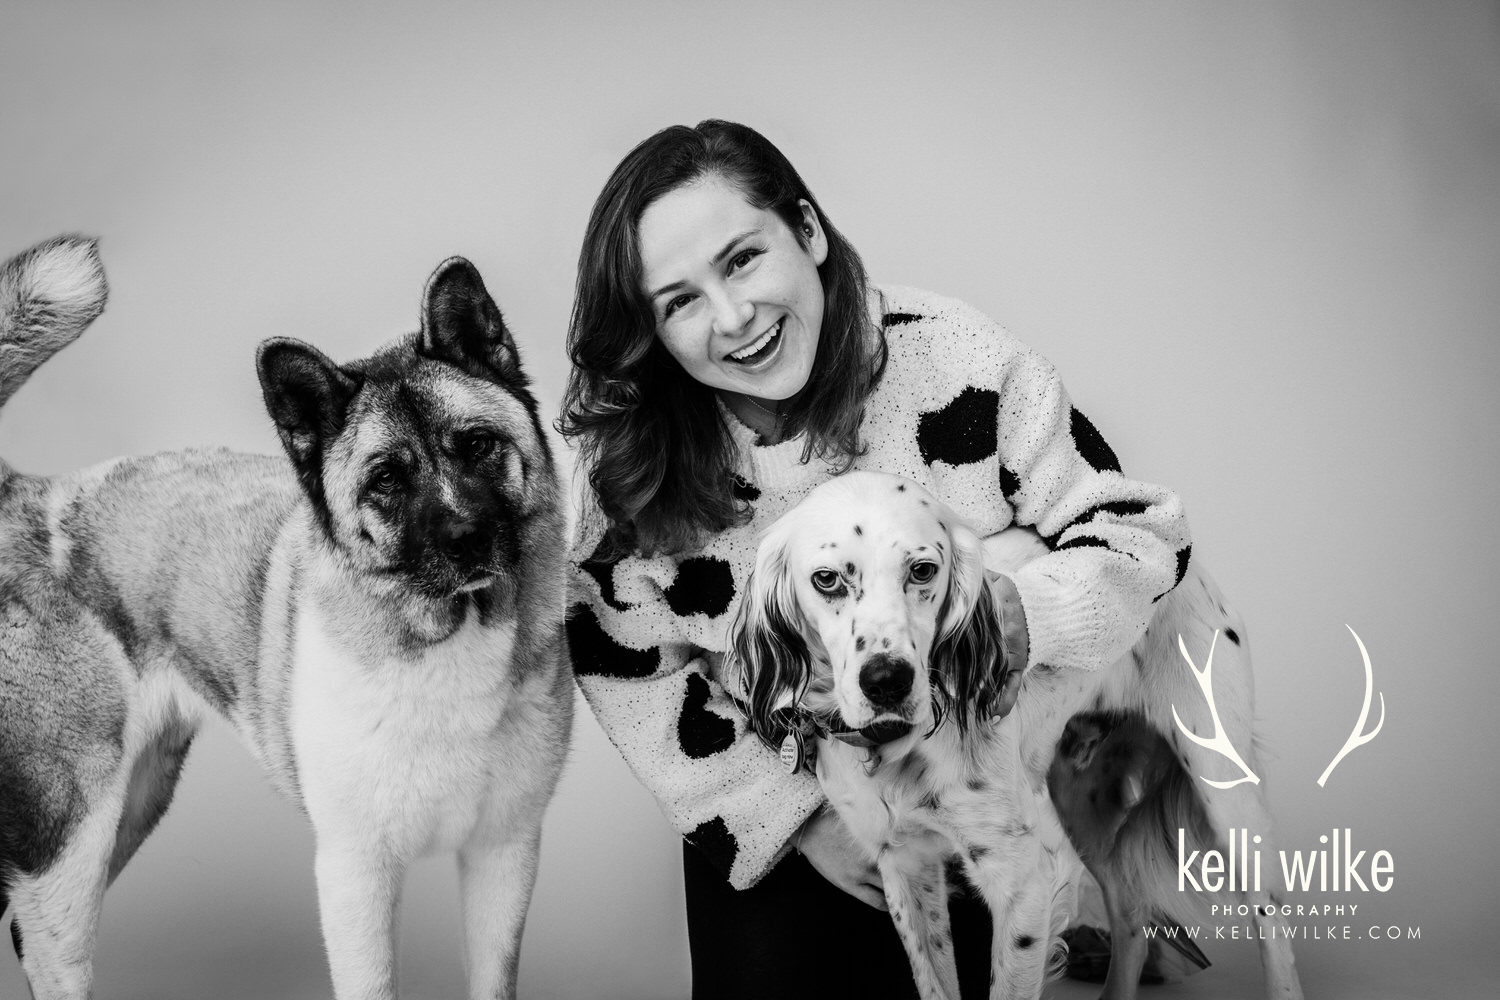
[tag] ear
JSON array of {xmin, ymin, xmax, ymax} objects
[
  {"xmin": 796, "ymin": 199, "xmax": 829, "ymax": 267},
  {"xmin": 930, "ymin": 519, "xmax": 1010, "ymax": 733},
  {"xmin": 256, "ymin": 337, "xmax": 361, "ymax": 474},
  {"xmin": 420, "ymin": 256, "xmax": 522, "ymax": 382},
  {"xmin": 724, "ymin": 527, "xmax": 812, "ymax": 749}
]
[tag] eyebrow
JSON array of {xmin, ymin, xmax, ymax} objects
[{"xmin": 648, "ymin": 228, "xmax": 762, "ymax": 301}]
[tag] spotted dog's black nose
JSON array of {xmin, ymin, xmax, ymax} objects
[{"xmin": 859, "ymin": 653, "xmax": 914, "ymax": 707}]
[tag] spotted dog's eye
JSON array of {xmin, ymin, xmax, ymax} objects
[
  {"xmin": 908, "ymin": 561, "xmax": 939, "ymax": 585},
  {"xmin": 811, "ymin": 569, "xmax": 841, "ymax": 593},
  {"xmin": 368, "ymin": 464, "xmax": 401, "ymax": 495},
  {"xmin": 456, "ymin": 430, "xmax": 498, "ymax": 462}
]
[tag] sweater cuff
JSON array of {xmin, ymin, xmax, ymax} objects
[
  {"xmin": 1008, "ymin": 562, "xmax": 1143, "ymax": 673},
  {"xmin": 727, "ymin": 779, "xmax": 827, "ymax": 889}
]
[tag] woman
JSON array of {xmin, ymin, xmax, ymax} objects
[{"xmin": 559, "ymin": 120, "xmax": 1190, "ymax": 998}]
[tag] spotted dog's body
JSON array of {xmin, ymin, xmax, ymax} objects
[
  {"xmin": 728, "ymin": 471, "xmax": 1301, "ymax": 1000},
  {"xmin": 0, "ymin": 237, "xmax": 571, "ymax": 1000}
]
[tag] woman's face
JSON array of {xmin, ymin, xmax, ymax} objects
[{"xmin": 637, "ymin": 175, "xmax": 828, "ymax": 403}]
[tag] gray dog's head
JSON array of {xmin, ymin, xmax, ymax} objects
[{"xmin": 257, "ymin": 258, "xmax": 555, "ymax": 616}]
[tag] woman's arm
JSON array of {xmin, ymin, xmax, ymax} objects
[
  {"xmin": 566, "ymin": 525, "xmax": 826, "ymax": 890},
  {"xmin": 990, "ymin": 343, "xmax": 1191, "ymax": 673}
]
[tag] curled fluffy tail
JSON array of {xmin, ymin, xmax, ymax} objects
[{"xmin": 0, "ymin": 235, "xmax": 108, "ymax": 413}]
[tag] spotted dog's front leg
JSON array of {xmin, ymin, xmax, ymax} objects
[
  {"xmin": 964, "ymin": 836, "xmax": 1062, "ymax": 1000},
  {"xmin": 877, "ymin": 851, "xmax": 961, "ymax": 1000}
]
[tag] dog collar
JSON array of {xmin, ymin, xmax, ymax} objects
[{"xmin": 777, "ymin": 716, "xmax": 881, "ymax": 774}]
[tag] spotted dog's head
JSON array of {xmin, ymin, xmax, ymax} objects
[
  {"xmin": 257, "ymin": 257, "xmax": 558, "ymax": 635},
  {"xmin": 728, "ymin": 471, "xmax": 1011, "ymax": 748}
]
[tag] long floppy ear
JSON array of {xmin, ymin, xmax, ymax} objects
[
  {"xmin": 930, "ymin": 518, "xmax": 1010, "ymax": 734},
  {"xmin": 723, "ymin": 526, "xmax": 812, "ymax": 750}
]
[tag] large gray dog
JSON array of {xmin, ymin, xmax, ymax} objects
[{"xmin": 0, "ymin": 236, "xmax": 572, "ymax": 1000}]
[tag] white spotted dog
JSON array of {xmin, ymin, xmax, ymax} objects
[{"xmin": 725, "ymin": 470, "xmax": 1302, "ymax": 1000}]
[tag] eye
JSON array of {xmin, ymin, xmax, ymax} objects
[
  {"xmin": 811, "ymin": 569, "xmax": 841, "ymax": 594},
  {"xmin": 662, "ymin": 293, "xmax": 694, "ymax": 319},
  {"xmin": 368, "ymin": 464, "xmax": 401, "ymax": 495},
  {"xmin": 908, "ymin": 561, "xmax": 938, "ymax": 585},
  {"xmin": 728, "ymin": 247, "xmax": 762, "ymax": 272},
  {"xmin": 456, "ymin": 430, "xmax": 498, "ymax": 462}
]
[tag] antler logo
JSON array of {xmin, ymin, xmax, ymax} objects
[
  {"xmin": 1316, "ymin": 625, "xmax": 1384, "ymax": 787},
  {"xmin": 1173, "ymin": 626, "xmax": 1386, "ymax": 789},
  {"xmin": 1172, "ymin": 630, "xmax": 1260, "ymax": 789}
]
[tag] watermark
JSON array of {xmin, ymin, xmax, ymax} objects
[
  {"xmin": 1173, "ymin": 625, "xmax": 1385, "ymax": 789},
  {"xmin": 1144, "ymin": 923, "xmax": 1420, "ymax": 943},
  {"xmin": 1177, "ymin": 827, "xmax": 1395, "ymax": 893}
]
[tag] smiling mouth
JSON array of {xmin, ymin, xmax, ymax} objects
[{"xmin": 727, "ymin": 319, "xmax": 782, "ymax": 364}]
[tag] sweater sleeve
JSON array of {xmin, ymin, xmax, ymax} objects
[
  {"xmin": 992, "ymin": 345, "xmax": 1191, "ymax": 673},
  {"xmin": 564, "ymin": 496, "xmax": 825, "ymax": 889}
]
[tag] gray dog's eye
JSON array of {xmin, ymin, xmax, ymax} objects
[
  {"xmin": 811, "ymin": 569, "xmax": 841, "ymax": 593},
  {"xmin": 908, "ymin": 561, "xmax": 938, "ymax": 585}
]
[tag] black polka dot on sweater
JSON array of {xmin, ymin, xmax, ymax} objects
[
  {"xmin": 685, "ymin": 816, "xmax": 739, "ymax": 877},
  {"xmin": 678, "ymin": 673, "xmax": 736, "ymax": 759},
  {"xmin": 998, "ymin": 463, "xmax": 1020, "ymax": 500},
  {"xmin": 663, "ymin": 556, "xmax": 736, "ymax": 619},
  {"xmin": 1153, "ymin": 546, "xmax": 1193, "ymax": 604},
  {"xmin": 566, "ymin": 603, "xmax": 661, "ymax": 678},
  {"xmin": 1069, "ymin": 407, "xmax": 1121, "ymax": 473},
  {"xmin": 1055, "ymin": 535, "xmax": 1110, "ymax": 553},
  {"xmin": 917, "ymin": 386, "xmax": 1000, "ymax": 466},
  {"xmin": 579, "ymin": 537, "xmax": 630, "ymax": 612},
  {"xmin": 731, "ymin": 474, "xmax": 761, "ymax": 503}
]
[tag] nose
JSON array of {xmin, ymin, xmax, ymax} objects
[
  {"xmin": 708, "ymin": 287, "xmax": 753, "ymax": 337},
  {"xmin": 859, "ymin": 653, "xmax": 914, "ymax": 708},
  {"xmin": 439, "ymin": 515, "xmax": 492, "ymax": 562}
]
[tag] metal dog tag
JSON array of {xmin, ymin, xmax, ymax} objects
[{"xmin": 780, "ymin": 730, "xmax": 805, "ymax": 774}]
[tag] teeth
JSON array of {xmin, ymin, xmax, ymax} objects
[{"xmin": 730, "ymin": 320, "xmax": 780, "ymax": 361}]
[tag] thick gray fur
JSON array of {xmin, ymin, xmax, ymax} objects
[{"xmin": 0, "ymin": 236, "xmax": 572, "ymax": 1000}]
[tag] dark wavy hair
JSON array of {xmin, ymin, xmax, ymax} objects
[{"xmin": 559, "ymin": 120, "xmax": 886, "ymax": 556}]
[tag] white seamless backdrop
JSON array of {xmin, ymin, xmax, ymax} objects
[{"xmin": 2, "ymin": 2, "xmax": 1497, "ymax": 998}]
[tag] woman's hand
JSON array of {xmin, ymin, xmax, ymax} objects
[
  {"xmin": 989, "ymin": 572, "xmax": 1030, "ymax": 718},
  {"xmin": 793, "ymin": 807, "xmax": 887, "ymax": 910}
]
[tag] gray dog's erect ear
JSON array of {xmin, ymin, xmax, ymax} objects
[
  {"xmin": 420, "ymin": 256, "xmax": 522, "ymax": 382},
  {"xmin": 257, "ymin": 337, "xmax": 361, "ymax": 472}
]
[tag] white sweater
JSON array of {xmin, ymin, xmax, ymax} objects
[{"xmin": 566, "ymin": 286, "xmax": 1191, "ymax": 888}]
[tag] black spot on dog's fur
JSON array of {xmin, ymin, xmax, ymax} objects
[
  {"xmin": 685, "ymin": 816, "xmax": 738, "ymax": 877},
  {"xmin": 969, "ymin": 844, "xmax": 990, "ymax": 862},
  {"xmin": 1069, "ymin": 407, "xmax": 1121, "ymax": 474},
  {"xmin": 853, "ymin": 524, "xmax": 862, "ymax": 536},
  {"xmin": 1015, "ymin": 934, "xmax": 1036, "ymax": 950},
  {"xmin": 1153, "ymin": 545, "xmax": 1192, "ymax": 604},
  {"xmin": 9, "ymin": 919, "xmax": 20, "ymax": 961},
  {"xmin": 663, "ymin": 556, "xmax": 735, "ymax": 619},
  {"xmin": 1224, "ymin": 627, "xmax": 1240, "ymax": 645},
  {"xmin": 678, "ymin": 673, "xmax": 735, "ymax": 759},
  {"xmin": 917, "ymin": 387, "xmax": 1000, "ymax": 467},
  {"xmin": 565, "ymin": 604, "xmax": 660, "ymax": 678},
  {"xmin": 883, "ymin": 312, "xmax": 924, "ymax": 327}
]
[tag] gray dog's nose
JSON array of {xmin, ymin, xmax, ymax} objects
[{"xmin": 859, "ymin": 653, "xmax": 914, "ymax": 707}]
